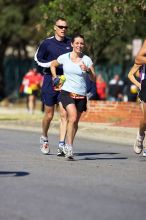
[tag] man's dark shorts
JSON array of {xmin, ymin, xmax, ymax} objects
[
  {"xmin": 138, "ymin": 79, "xmax": 146, "ymax": 103},
  {"xmin": 41, "ymin": 74, "xmax": 61, "ymax": 106},
  {"xmin": 60, "ymin": 90, "xmax": 87, "ymax": 113}
]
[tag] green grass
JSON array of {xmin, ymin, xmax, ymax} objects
[{"xmin": 0, "ymin": 111, "xmax": 59, "ymax": 122}]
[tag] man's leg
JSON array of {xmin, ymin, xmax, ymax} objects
[
  {"xmin": 40, "ymin": 104, "xmax": 54, "ymax": 154},
  {"xmin": 42, "ymin": 105, "xmax": 54, "ymax": 137}
]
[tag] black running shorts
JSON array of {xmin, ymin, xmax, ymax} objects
[
  {"xmin": 60, "ymin": 90, "xmax": 87, "ymax": 112},
  {"xmin": 138, "ymin": 79, "xmax": 146, "ymax": 102}
]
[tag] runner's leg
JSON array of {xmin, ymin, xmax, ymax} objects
[
  {"xmin": 42, "ymin": 105, "xmax": 54, "ymax": 137},
  {"xmin": 134, "ymin": 102, "xmax": 146, "ymax": 154},
  {"xmin": 65, "ymin": 103, "xmax": 77, "ymax": 146},
  {"xmin": 139, "ymin": 102, "xmax": 146, "ymax": 136},
  {"xmin": 73, "ymin": 111, "xmax": 82, "ymax": 141},
  {"xmin": 58, "ymin": 102, "xmax": 67, "ymax": 142}
]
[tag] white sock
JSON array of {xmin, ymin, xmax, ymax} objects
[
  {"xmin": 41, "ymin": 135, "xmax": 48, "ymax": 141},
  {"xmin": 137, "ymin": 132, "xmax": 144, "ymax": 140}
]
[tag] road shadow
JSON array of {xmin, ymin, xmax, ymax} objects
[
  {"xmin": 41, "ymin": 153, "xmax": 54, "ymax": 156},
  {"xmin": 75, "ymin": 152, "xmax": 128, "ymax": 160},
  {"xmin": 0, "ymin": 171, "xmax": 30, "ymax": 177},
  {"xmin": 138, "ymin": 156, "xmax": 146, "ymax": 162}
]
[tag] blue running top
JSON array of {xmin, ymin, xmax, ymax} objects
[
  {"xmin": 140, "ymin": 64, "xmax": 146, "ymax": 81},
  {"xmin": 34, "ymin": 36, "xmax": 72, "ymax": 75}
]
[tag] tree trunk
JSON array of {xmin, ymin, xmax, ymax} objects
[
  {"xmin": 0, "ymin": 37, "xmax": 10, "ymax": 100},
  {"xmin": 0, "ymin": 54, "xmax": 5, "ymax": 100}
]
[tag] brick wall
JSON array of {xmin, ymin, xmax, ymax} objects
[{"xmin": 80, "ymin": 101, "xmax": 142, "ymax": 127}]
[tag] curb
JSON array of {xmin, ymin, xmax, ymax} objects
[
  {"xmin": 0, "ymin": 121, "xmax": 137, "ymax": 146},
  {"xmin": 0, "ymin": 106, "xmax": 137, "ymax": 146}
]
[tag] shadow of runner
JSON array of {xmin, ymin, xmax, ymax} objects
[
  {"xmin": 0, "ymin": 171, "xmax": 29, "ymax": 177},
  {"xmin": 75, "ymin": 152, "xmax": 128, "ymax": 160}
]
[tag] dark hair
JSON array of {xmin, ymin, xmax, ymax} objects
[
  {"xmin": 55, "ymin": 17, "xmax": 67, "ymax": 24},
  {"xmin": 71, "ymin": 34, "xmax": 84, "ymax": 43}
]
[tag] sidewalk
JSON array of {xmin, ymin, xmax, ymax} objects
[{"xmin": 0, "ymin": 106, "xmax": 137, "ymax": 145}]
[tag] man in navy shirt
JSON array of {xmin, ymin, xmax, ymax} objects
[{"xmin": 34, "ymin": 17, "xmax": 72, "ymax": 155}]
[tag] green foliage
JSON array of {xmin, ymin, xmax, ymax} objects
[
  {"xmin": 0, "ymin": 0, "xmax": 44, "ymax": 47},
  {"xmin": 41, "ymin": 0, "xmax": 146, "ymax": 64},
  {"xmin": 0, "ymin": 0, "xmax": 146, "ymax": 98},
  {"xmin": 0, "ymin": 0, "xmax": 45, "ymax": 98}
]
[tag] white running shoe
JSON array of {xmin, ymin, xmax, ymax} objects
[
  {"xmin": 57, "ymin": 142, "xmax": 65, "ymax": 156},
  {"xmin": 133, "ymin": 133, "xmax": 145, "ymax": 154},
  {"xmin": 40, "ymin": 136, "xmax": 50, "ymax": 155},
  {"xmin": 62, "ymin": 144, "xmax": 68, "ymax": 156},
  {"xmin": 142, "ymin": 148, "xmax": 146, "ymax": 157},
  {"xmin": 64, "ymin": 144, "xmax": 74, "ymax": 159}
]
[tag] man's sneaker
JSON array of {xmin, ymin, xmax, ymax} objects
[
  {"xmin": 133, "ymin": 133, "xmax": 145, "ymax": 154},
  {"xmin": 40, "ymin": 136, "xmax": 50, "ymax": 155},
  {"xmin": 57, "ymin": 142, "xmax": 65, "ymax": 156},
  {"xmin": 64, "ymin": 144, "xmax": 74, "ymax": 159},
  {"xmin": 142, "ymin": 148, "xmax": 146, "ymax": 157}
]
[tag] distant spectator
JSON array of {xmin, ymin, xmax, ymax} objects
[
  {"xmin": 108, "ymin": 74, "xmax": 124, "ymax": 101},
  {"xmin": 96, "ymin": 73, "xmax": 107, "ymax": 100},
  {"xmin": 123, "ymin": 77, "xmax": 139, "ymax": 102},
  {"xmin": 86, "ymin": 74, "xmax": 98, "ymax": 100},
  {"xmin": 20, "ymin": 68, "xmax": 43, "ymax": 113}
]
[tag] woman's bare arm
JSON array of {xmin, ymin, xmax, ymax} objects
[
  {"xmin": 50, "ymin": 60, "xmax": 60, "ymax": 79},
  {"xmin": 128, "ymin": 64, "xmax": 141, "ymax": 89}
]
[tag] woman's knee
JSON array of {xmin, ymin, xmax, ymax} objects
[{"xmin": 68, "ymin": 115, "xmax": 77, "ymax": 124}]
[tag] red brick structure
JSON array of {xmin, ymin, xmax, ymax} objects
[{"xmin": 81, "ymin": 101, "xmax": 142, "ymax": 127}]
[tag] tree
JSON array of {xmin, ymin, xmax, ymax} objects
[
  {"xmin": 1, "ymin": 0, "xmax": 145, "ymax": 100},
  {"xmin": 41, "ymin": 0, "xmax": 146, "ymax": 66},
  {"xmin": 0, "ymin": 0, "xmax": 45, "ymax": 100}
]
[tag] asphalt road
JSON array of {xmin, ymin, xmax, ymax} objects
[{"xmin": 0, "ymin": 129, "xmax": 146, "ymax": 220}]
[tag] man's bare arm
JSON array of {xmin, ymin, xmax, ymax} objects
[{"xmin": 135, "ymin": 39, "xmax": 146, "ymax": 64}]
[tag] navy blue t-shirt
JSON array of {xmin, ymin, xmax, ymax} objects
[{"xmin": 34, "ymin": 36, "xmax": 72, "ymax": 75}]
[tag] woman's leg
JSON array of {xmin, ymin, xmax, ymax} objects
[
  {"xmin": 139, "ymin": 102, "xmax": 146, "ymax": 136},
  {"xmin": 57, "ymin": 102, "xmax": 68, "ymax": 156},
  {"xmin": 65, "ymin": 103, "xmax": 77, "ymax": 146},
  {"xmin": 58, "ymin": 102, "xmax": 68, "ymax": 143},
  {"xmin": 73, "ymin": 111, "xmax": 82, "ymax": 141},
  {"xmin": 134, "ymin": 102, "xmax": 146, "ymax": 154}
]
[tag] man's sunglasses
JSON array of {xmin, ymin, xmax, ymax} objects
[{"xmin": 56, "ymin": 25, "xmax": 68, "ymax": 30}]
